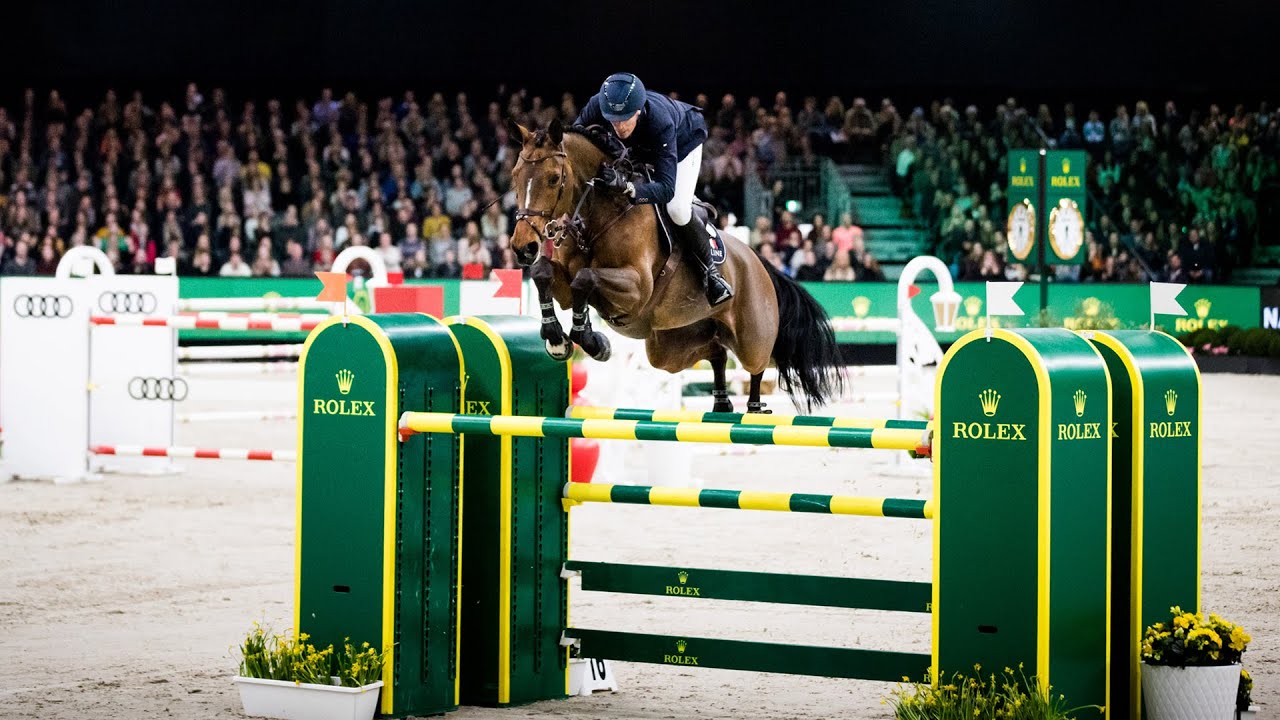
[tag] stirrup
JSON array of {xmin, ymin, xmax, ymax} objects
[{"xmin": 705, "ymin": 273, "xmax": 733, "ymax": 306}]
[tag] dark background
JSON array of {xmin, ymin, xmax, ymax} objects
[{"xmin": 6, "ymin": 0, "xmax": 1279, "ymax": 107}]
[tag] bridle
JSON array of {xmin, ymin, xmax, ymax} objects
[
  {"xmin": 513, "ymin": 140, "xmax": 638, "ymax": 257},
  {"xmin": 513, "ymin": 150, "xmax": 569, "ymax": 247}
]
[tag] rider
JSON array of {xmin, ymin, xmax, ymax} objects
[{"xmin": 575, "ymin": 72, "xmax": 733, "ymax": 306}]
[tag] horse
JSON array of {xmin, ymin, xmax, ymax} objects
[{"xmin": 506, "ymin": 117, "xmax": 843, "ymax": 413}]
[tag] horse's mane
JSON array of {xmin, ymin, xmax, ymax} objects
[{"xmin": 565, "ymin": 124, "xmax": 625, "ymax": 160}]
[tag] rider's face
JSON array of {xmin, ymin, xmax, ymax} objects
[{"xmin": 611, "ymin": 111, "xmax": 640, "ymax": 139}]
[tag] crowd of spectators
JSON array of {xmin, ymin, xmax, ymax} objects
[
  {"xmin": 0, "ymin": 83, "xmax": 1273, "ymax": 287},
  {"xmin": 884, "ymin": 97, "xmax": 1279, "ymax": 283},
  {"xmin": 0, "ymin": 84, "xmax": 754, "ymax": 281}
]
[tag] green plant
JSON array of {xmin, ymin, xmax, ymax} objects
[
  {"xmin": 1238, "ymin": 668, "xmax": 1253, "ymax": 712},
  {"xmin": 886, "ymin": 665, "xmax": 1099, "ymax": 719},
  {"xmin": 1141, "ymin": 606, "xmax": 1251, "ymax": 667},
  {"xmin": 237, "ymin": 622, "xmax": 391, "ymax": 687}
]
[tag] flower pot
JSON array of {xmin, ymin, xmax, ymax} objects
[
  {"xmin": 233, "ymin": 676, "xmax": 383, "ymax": 720},
  {"xmin": 1141, "ymin": 663, "xmax": 1240, "ymax": 720}
]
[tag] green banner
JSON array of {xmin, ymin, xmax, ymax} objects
[{"xmin": 168, "ymin": 277, "xmax": 1259, "ymax": 344}]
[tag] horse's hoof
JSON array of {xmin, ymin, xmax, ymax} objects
[
  {"xmin": 712, "ymin": 400, "xmax": 734, "ymax": 413},
  {"xmin": 588, "ymin": 332, "xmax": 612, "ymax": 362},
  {"xmin": 545, "ymin": 339, "xmax": 573, "ymax": 362}
]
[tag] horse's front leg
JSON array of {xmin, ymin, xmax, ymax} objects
[
  {"xmin": 530, "ymin": 255, "xmax": 572, "ymax": 361},
  {"xmin": 568, "ymin": 268, "xmax": 612, "ymax": 361}
]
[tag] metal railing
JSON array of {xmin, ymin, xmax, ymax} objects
[{"xmin": 742, "ymin": 157, "xmax": 850, "ymax": 224}]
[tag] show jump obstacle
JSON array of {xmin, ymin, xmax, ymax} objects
[{"xmin": 296, "ymin": 314, "xmax": 1199, "ymax": 718}]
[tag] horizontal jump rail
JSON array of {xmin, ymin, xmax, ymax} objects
[
  {"xmin": 565, "ymin": 483, "xmax": 932, "ymax": 519},
  {"xmin": 175, "ymin": 297, "xmax": 340, "ymax": 312},
  {"xmin": 564, "ymin": 560, "xmax": 932, "ymax": 613},
  {"xmin": 175, "ymin": 410, "xmax": 297, "ymax": 423},
  {"xmin": 568, "ymin": 406, "xmax": 930, "ymax": 431},
  {"xmin": 562, "ymin": 628, "xmax": 930, "ymax": 682},
  {"xmin": 399, "ymin": 412, "xmax": 931, "ymax": 454},
  {"xmin": 178, "ymin": 344, "xmax": 303, "ymax": 360},
  {"xmin": 90, "ymin": 315, "xmax": 323, "ymax": 332},
  {"xmin": 89, "ymin": 445, "xmax": 295, "ymax": 461}
]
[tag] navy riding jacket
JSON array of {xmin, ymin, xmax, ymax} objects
[{"xmin": 575, "ymin": 91, "xmax": 708, "ymax": 205}]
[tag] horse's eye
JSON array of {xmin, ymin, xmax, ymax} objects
[{"xmin": 548, "ymin": 173, "xmax": 561, "ymax": 187}]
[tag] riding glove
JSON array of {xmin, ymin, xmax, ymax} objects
[{"xmin": 597, "ymin": 166, "xmax": 635, "ymax": 198}]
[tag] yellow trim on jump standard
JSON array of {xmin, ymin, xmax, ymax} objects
[{"xmin": 448, "ymin": 316, "xmax": 516, "ymax": 706}]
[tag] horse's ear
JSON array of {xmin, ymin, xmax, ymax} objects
[
  {"xmin": 548, "ymin": 117, "xmax": 564, "ymax": 146},
  {"xmin": 505, "ymin": 117, "xmax": 530, "ymax": 146}
]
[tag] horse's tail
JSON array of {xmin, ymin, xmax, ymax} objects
[{"xmin": 761, "ymin": 259, "xmax": 845, "ymax": 411}]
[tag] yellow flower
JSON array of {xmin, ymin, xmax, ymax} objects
[{"xmin": 1173, "ymin": 615, "xmax": 1190, "ymax": 629}]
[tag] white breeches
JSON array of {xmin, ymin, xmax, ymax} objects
[{"xmin": 666, "ymin": 145, "xmax": 702, "ymax": 226}]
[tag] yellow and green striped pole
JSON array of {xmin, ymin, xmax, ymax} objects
[
  {"xmin": 399, "ymin": 412, "xmax": 931, "ymax": 453},
  {"xmin": 569, "ymin": 405, "xmax": 930, "ymax": 430},
  {"xmin": 564, "ymin": 482, "xmax": 933, "ymax": 519}
]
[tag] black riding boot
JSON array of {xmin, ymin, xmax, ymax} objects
[{"xmin": 676, "ymin": 219, "xmax": 733, "ymax": 306}]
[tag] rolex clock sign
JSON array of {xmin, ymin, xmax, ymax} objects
[
  {"xmin": 1005, "ymin": 149, "xmax": 1087, "ymax": 265},
  {"xmin": 1006, "ymin": 150, "xmax": 1039, "ymax": 264},
  {"xmin": 1045, "ymin": 150, "xmax": 1087, "ymax": 264}
]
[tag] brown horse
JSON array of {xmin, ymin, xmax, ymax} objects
[{"xmin": 507, "ymin": 117, "xmax": 843, "ymax": 413}]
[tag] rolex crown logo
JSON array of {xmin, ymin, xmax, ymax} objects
[
  {"xmin": 677, "ymin": 570, "xmax": 689, "ymax": 585},
  {"xmin": 979, "ymin": 389, "xmax": 1001, "ymax": 417},
  {"xmin": 336, "ymin": 369, "xmax": 355, "ymax": 395},
  {"xmin": 1019, "ymin": 158, "xmax": 1027, "ymax": 174},
  {"xmin": 1073, "ymin": 389, "xmax": 1087, "ymax": 417},
  {"xmin": 852, "ymin": 296, "xmax": 872, "ymax": 318},
  {"xmin": 1195, "ymin": 298, "xmax": 1211, "ymax": 319},
  {"xmin": 1165, "ymin": 389, "xmax": 1177, "ymax": 416},
  {"xmin": 1062, "ymin": 157, "xmax": 1071, "ymax": 174},
  {"xmin": 963, "ymin": 296, "xmax": 983, "ymax": 317},
  {"xmin": 676, "ymin": 639, "xmax": 688, "ymax": 653}
]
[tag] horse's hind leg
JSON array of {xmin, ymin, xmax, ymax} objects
[
  {"xmin": 568, "ymin": 269, "xmax": 612, "ymax": 361},
  {"xmin": 747, "ymin": 373, "xmax": 771, "ymax": 414},
  {"xmin": 531, "ymin": 256, "xmax": 572, "ymax": 361},
  {"xmin": 710, "ymin": 345, "xmax": 733, "ymax": 412}
]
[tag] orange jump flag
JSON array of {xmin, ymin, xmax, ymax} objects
[{"xmin": 315, "ymin": 271, "xmax": 348, "ymax": 302}]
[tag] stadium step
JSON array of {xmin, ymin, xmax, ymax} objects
[
  {"xmin": 851, "ymin": 196, "xmax": 911, "ymax": 228},
  {"xmin": 865, "ymin": 228, "xmax": 930, "ymax": 263}
]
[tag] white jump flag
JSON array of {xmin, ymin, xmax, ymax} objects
[
  {"xmin": 985, "ymin": 281, "xmax": 1025, "ymax": 341},
  {"xmin": 1150, "ymin": 282, "xmax": 1187, "ymax": 330}
]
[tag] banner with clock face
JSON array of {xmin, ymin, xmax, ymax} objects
[{"xmin": 1006, "ymin": 149, "xmax": 1087, "ymax": 265}]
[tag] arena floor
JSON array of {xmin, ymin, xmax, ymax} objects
[{"xmin": 0, "ymin": 371, "xmax": 1275, "ymax": 719}]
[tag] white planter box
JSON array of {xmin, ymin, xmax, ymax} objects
[
  {"xmin": 233, "ymin": 676, "xmax": 382, "ymax": 720},
  {"xmin": 1142, "ymin": 663, "xmax": 1240, "ymax": 720}
]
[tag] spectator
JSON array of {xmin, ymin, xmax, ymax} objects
[
  {"xmin": 2, "ymin": 240, "xmax": 36, "ymax": 275},
  {"xmin": 376, "ymin": 232, "xmax": 403, "ymax": 272},
  {"xmin": 219, "ymin": 248, "xmax": 252, "ymax": 277},
  {"xmin": 434, "ymin": 248, "xmax": 462, "ymax": 278},
  {"xmin": 251, "ymin": 240, "xmax": 280, "ymax": 277},
  {"xmin": 823, "ymin": 249, "xmax": 856, "ymax": 281},
  {"xmin": 280, "ymin": 240, "xmax": 311, "ymax": 278}
]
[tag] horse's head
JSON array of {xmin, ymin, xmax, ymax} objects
[{"xmin": 507, "ymin": 117, "xmax": 576, "ymax": 266}]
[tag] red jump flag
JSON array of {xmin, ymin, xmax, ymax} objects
[{"xmin": 314, "ymin": 272, "xmax": 348, "ymax": 303}]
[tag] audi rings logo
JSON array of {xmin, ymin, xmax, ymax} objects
[
  {"xmin": 14, "ymin": 294, "xmax": 74, "ymax": 318},
  {"xmin": 128, "ymin": 377, "xmax": 189, "ymax": 401},
  {"xmin": 99, "ymin": 291, "xmax": 158, "ymax": 314}
]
